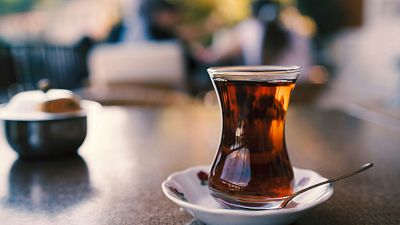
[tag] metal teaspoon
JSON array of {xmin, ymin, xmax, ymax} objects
[{"xmin": 279, "ymin": 163, "xmax": 374, "ymax": 209}]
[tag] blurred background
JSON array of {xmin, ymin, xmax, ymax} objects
[{"xmin": 0, "ymin": 0, "xmax": 399, "ymax": 123}]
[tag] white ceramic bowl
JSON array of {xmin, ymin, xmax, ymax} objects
[{"xmin": 162, "ymin": 166, "xmax": 333, "ymax": 225}]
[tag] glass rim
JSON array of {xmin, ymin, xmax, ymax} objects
[
  {"xmin": 208, "ymin": 65, "xmax": 301, "ymax": 81},
  {"xmin": 208, "ymin": 65, "xmax": 302, "ymax": 76}
]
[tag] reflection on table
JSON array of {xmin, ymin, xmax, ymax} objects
[{"xmin": 7, "ymin": 155, "xmax": 93, "ymax": 214}]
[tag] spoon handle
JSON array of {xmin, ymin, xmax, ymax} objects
[{"xmin": 280, "ymin": 163, "xmax": 374, "ymax": 208}]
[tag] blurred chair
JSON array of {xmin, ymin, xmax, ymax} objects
[
  {"xmin": 88, "ymin": 41, "xmax": 185, "ymax": 88},
  {"xmin": 0, "ymin": 43, "xmax": 90, "ymax": 90},
  {"xmin": 0, "ymin": 47, "xmax": 16, "ymax": 89}
]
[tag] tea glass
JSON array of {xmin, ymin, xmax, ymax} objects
[{"xmin": 207, "ymin": 66, "xmax": 301, "ymax": 209}]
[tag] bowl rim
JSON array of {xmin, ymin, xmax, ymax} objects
[{"xmin": 0, "ymin": 100, "xmax": 99, "ymax": 121}]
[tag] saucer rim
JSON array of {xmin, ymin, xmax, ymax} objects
[{"xmin": 162, "ymin": 165, "xmax": 334, "ymax": 216}]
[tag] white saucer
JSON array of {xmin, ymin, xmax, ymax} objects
[{"xmin": 162, "ymin": 166, "xmax": 333, "ymax": 225}]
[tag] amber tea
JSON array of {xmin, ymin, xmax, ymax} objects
[{"xmin": 208, "ymin": 66, "xmax": 300, "ymax": 209}]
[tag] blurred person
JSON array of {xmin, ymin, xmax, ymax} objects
[
  {"xmin": 121, "ymin": 0, "xmax": 182, "ymax": 41},
  {"xmin": 139, "ymin": 0, "xmax": 182, "ymax": 40},
  {"xmin": 132, "ymin": 0, "xmax": 223, "ymax": 93},
  {"xmin": 194, "ymin": 0, "xmax": 312, "ymax": 78},
  {"xmin": 121, "ymin": 0, "xmax": 314, "ymax": 93}
]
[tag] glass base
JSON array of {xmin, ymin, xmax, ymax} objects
[{"xmin": 209, "ymin": 188, "xmax": 288, "ymax": 210}]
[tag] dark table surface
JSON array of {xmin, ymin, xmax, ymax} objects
[{"xmin": 0, "ymin": 103, "xmax": 399, "ymax": 225}]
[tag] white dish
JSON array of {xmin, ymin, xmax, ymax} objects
[{"xmin": 162, "ymin": 166, "xmax": 333, "ymax": 225}]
